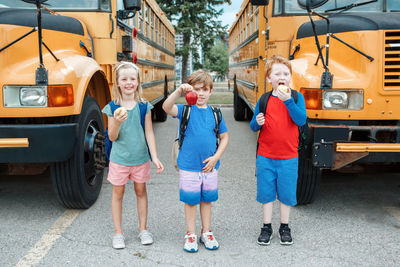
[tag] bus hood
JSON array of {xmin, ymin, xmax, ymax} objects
[
  {"xmin": 0, "ymin": 8, "xmax": 84, "ymax": 36},
  {"xmin": 297, "ymin": 12, "xmax": 400, "ymax": 39}
]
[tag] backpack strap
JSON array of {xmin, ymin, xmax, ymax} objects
[
  {"xmin": 138, "ymin": 102, "xmax": 147, "ymax": 131},
  {"xmin": 259, "ymin": 89, "xmax": 298, "ymax": 114},
  {"xmin": 178, "ymin": 105, "xmax": 191, "ymax": 148},
  {"xmin": 108, "ymin": 100, "xmax": 120, "ymax": 114},
  {"xmin": 210, "ymin": 106, "xmax": 222, "ymax": 147}
]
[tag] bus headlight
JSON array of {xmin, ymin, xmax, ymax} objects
[
  {"xmin": 20, "ymin": 87, "xmax": 47, "ymax": 106},
  {"xmin": 323, "ymin": 90, "xmax": 363, "ymax": 110},
  {"xmin": 300, "ymin": 88, "xmax": 363, "ymax": 110}
]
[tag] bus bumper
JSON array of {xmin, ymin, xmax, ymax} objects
[
  {"xmin": 311, "ymin": 125, "xmax": 400, "ymax": 169},
  {"xmin": 0, "ymin": 123, "xmax": 77, "ymax": 163}
]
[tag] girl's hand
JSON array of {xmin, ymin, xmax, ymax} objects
[
  {"xmin": 178, "ymin": 83, "xmax": 193, "ymax": 95},
  {"xmin": 256, "ymin": 113, "xmax": 265, "ymax": 126},
  {"xmin": 152, "ymin": 157, "xmax": 164, "ymax": 174},
  {"xmin": 202, "ymin": 156, "xmax": 218, "ymax": 173},
  {"xmin": 113, "ymin": 109, "xmax": 128, "ymax": 124},
  {"xmin": 276, "ymin": 87, "xmax": 291, "ymax": 102}
]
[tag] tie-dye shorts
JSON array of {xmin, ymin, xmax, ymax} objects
[{"xmin": 179, "ymin": 169, "xmax": 219, "ymax": 205}]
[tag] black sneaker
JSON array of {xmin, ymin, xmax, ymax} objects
[
  {"xmin": 278, "ymin": 225, "xmax": 293, "ymax": 245},
  {"xmin": 257, "ymin": 226, "xmax": 272, "ymax": 245}
]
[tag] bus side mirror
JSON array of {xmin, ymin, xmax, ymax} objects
[
  {"xmin": 123, "ymin": 0, "xmax": 141, "ymax": 11},
  {"xmin": 250, "ymin": 0, "xmax": 269, "ymax": 6},
  {"xmin": 297, "ymin": 0, "xmax": 328, "ymax": 10}
]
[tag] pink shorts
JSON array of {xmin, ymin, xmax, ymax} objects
[{"xmin": 107, "ymin": 161, "xmax": 151, "ymax": 186}]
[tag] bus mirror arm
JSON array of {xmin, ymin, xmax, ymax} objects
[{"xmin": 289, "ymin": 45, "xmax": 300, "ymax": 60}]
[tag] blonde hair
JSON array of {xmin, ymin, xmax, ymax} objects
[
  {"xmin": 112, "ymin": 61, "xmax": 145, "ymax": 104},
  {"xmin": 186, "ymin": 70, "xmax": 213, "ymax": 90},
  {"xmin": 265, "ymin": 55, "xmax": 292, "ymax": 78}
]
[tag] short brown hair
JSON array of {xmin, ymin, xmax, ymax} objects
[
  {"xmin": 186, "ymin": 70, "xmax": 213, "ymax": 90},
  {"xmin": 265, "ymin": 55, "xmax": 292, "ymax": 78}
]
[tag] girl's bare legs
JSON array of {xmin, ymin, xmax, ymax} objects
[
  {"xmin": 111, "ymin": 185, "xmax": 125, "ymax": 234},
  {"xmin": 200, "ymin": 201, "xmax": 211, "ymax": 233},
  {"xmin": 262, "ymin": 202, "xmax": 273, "ymax": 224},
  {"xmin": 280, "ymin": 202, "xmax": 291, "ymax": 224},
  {"xmin": 134, "ymin": 182, "xmax": 148, "ymax": 232},
  {"xmin": 185, "ymin": 204, "xmax": 197, "ymax": 233}
]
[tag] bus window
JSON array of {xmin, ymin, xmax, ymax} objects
[
  {"xmin": 0, "ymin": 0, "xmax": 106, "ymax": 10},
  {"xmin": 151, "ymin": 9, "xmax": 154, "ymax": 41},
  {"xmin": 281, "ymin": 0, "xmax": 383, "ymax": 15},
  {"xmin": 388, "ymin": 0, "xmax": 400, "ymax": 11},
  {"xmin": 100, "ymin": 0, "xmax": 111, "ymax": 11},
  {"xmin": 255, "ymin": 7, "xmax": 258, "ymax": 31}
]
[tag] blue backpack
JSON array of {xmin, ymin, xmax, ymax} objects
[{"xmin": 105, "ymin": 101, "xmax": 150, "ymax": 166}]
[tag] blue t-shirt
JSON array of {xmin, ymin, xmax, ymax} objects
[
  {"xmin": 175, "ymin": 104, "xmax": 228, "ymax": 172},
  {"xmin": 102, "ymin": 102, "xmax": 153, "ymax": 166}
]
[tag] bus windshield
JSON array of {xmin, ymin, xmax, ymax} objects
[
  {"xmin": 275, "ymin": 0, "xmax": 400, "ymax": 15},
  {"xmin": 0, "ymin": 0, "xmax": 111, "ymax": 11}
]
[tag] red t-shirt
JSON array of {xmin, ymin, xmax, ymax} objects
[{"xmin": 257, "ymin": 96, "xmax": 299, "ymax": 159}]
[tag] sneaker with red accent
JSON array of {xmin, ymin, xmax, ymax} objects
[
  {"xmin": 200, "ymin": 231, "xmax": 219, "ymax": 250},
  {"xmin": 183, "ymin": 233, "xmax": 198, "ymax": 253}
]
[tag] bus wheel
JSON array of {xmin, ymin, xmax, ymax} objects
[
  {"xmin": 233, "ymin": 84, "xmax": 246, "ymax": 121},
  {"xmin": 296, "ymin": 152, "xmax": 321, "ymax": 205},
  {"xmin": 153, "ymin": 81, "xmax": 168, "ymax": 122},
  {"xmin": 51, "ymin": 96, "xmax": 105, "ymax": 209},
  {"xmin": 153, "ymin": 101, "xmax": 167, "ymax": 122}
]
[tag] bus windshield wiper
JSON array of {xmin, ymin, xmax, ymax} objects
[{"xmin": 325, "ymin": 0, "xmax": 377, "ymax": 13}]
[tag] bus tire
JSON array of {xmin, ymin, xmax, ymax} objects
[
  {"xmin": 153, "ymin": 81, "xmax": 168, "ymax": 122},
  {"xmin": 51, "ymin": 96, "xmax": 105, "ymax": 209},
  {"xmin": 233, "ymin": 83, "xmax": 246, "ymax": 121},
  {"xmin": 296, "ymin": 152, "xmax": 321, "ymax": 205}
]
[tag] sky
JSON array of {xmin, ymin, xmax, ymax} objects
[{"xmin": 218, "ymin": 1, "xmax": 243, "ymax": 28}]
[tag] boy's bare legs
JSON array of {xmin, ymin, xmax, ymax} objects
[
  {"xmin": 111, "ymin": 185, "xmax": 125, "ymax": 234},
  {"xmin": 134, "ymin": 182, "xmax": 148, "ymax": 232},
  {"xmin": 200, "ymin": 201, "xmax": 211, "ymax": 232},
  {"xmin": 262, "ymin": 202, "xmax": 273, "ymax": 224},
  {"xmin": 185, "ymin": 204, "xmax": 197, "ymax": 233},
  {"xmin": 279, "ymin": 202, "xmax": 290, "ymax": 224}
]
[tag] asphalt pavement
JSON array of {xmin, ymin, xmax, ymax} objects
[{"xmin": 1, "ymin": 107, "xmax": 400, "ymax": 266}]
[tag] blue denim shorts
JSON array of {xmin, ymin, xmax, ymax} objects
[{"xmin": 256, "ymin": 155, "xmax": 298, "ymax": 206}]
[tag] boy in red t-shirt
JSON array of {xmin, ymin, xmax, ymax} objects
[{"xmin": 250, "ymin": 55, "xmax": 307, "ymax": 246}]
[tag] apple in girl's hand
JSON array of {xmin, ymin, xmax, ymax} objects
[
  {"xmin": 278, "ymin": 85, "xmax": 289, "ymax": 93},
  {"xmin": 115, "ymin": 107, "xmax": 127, "ymax": 117},
  {"xmin": 185, "ymin": 91, "xmax": 198, "ymax": 105}
]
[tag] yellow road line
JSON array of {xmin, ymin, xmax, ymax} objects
[{"xmin": 16, "ymin": 210, "xmax": 81, "ymax": 267}]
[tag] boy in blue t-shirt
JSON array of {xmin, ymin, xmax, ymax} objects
[{"xmin": 163, "ymin": 70, "xmax": 229, "ymax": 253}]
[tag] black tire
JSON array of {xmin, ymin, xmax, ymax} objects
[
  {"xmin": 51, "ymin": 97, "xmax": 105, "ymax": 209},
  {"xmin": 153, "ymin": 81, "xmax": 168, "ymax": 122},
  {"xmin": 233, "ymin": 82, "xmax": 246, "ymax": 121},
  {"xmin": 296, "ymin": 151, "xmax": 322, "ymax": 205}
]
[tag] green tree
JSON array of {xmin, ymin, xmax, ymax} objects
[
  {"xmin": 204, "ymin": 41, "xmax": 228, "ymax": 80},
  {"xmin": 157, "ymin": 0, "xmax": 231, "ymax": 82}
]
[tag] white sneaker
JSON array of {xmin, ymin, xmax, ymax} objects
[
  {"xmin": 200, "ymin": 231, "xmax": 219, "ymax": 250},
  {"xmin": 183, "ymin": 233, "xmax": 198, "ymax": 253},
  {"xmin": 138, "ymin": 230, "xmax": 153, "ymax": 245},
  {"xmin": 112, "ymin": 233, "xmax": 125, "ymax": 249}
]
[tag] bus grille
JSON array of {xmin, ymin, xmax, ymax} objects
[{"xmin": 384, "ymin": 31, "xmax": 400, "ymax": 90}]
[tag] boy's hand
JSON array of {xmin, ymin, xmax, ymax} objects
[
  {"xmin": 178, "ymin": 83, "xmax": 193, "ymax": 95},
  {"xmin": 202, "ymin": 156, "xmax": 218, "ymax": 173},
  {"xmin": 152, "ymin": 157, "xmax": 164, "ymax": 174},
  {"xmin": 256, "ymin": 113, "xmax": 265, "ymax": 126},
  {"xmin": 276, "ymin": 86, "xmax": 291, "ymax": 102}
]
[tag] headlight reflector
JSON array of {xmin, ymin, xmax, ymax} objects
[{"xmin": 20, "ymin": 87, "xmax": 47, "ymax": 106}]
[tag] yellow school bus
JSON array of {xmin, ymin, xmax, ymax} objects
[
  {"xmin": 229, "ymin": 0, "xmax": 400, "ymax": 204},
  {"xmin": 0, "ymin": 0, "xmax": 175, "ymax": 208}
]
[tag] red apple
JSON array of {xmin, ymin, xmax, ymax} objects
[{"xmin": 185, "ymin": 91, "xmax": 198, "ymax": 105}]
